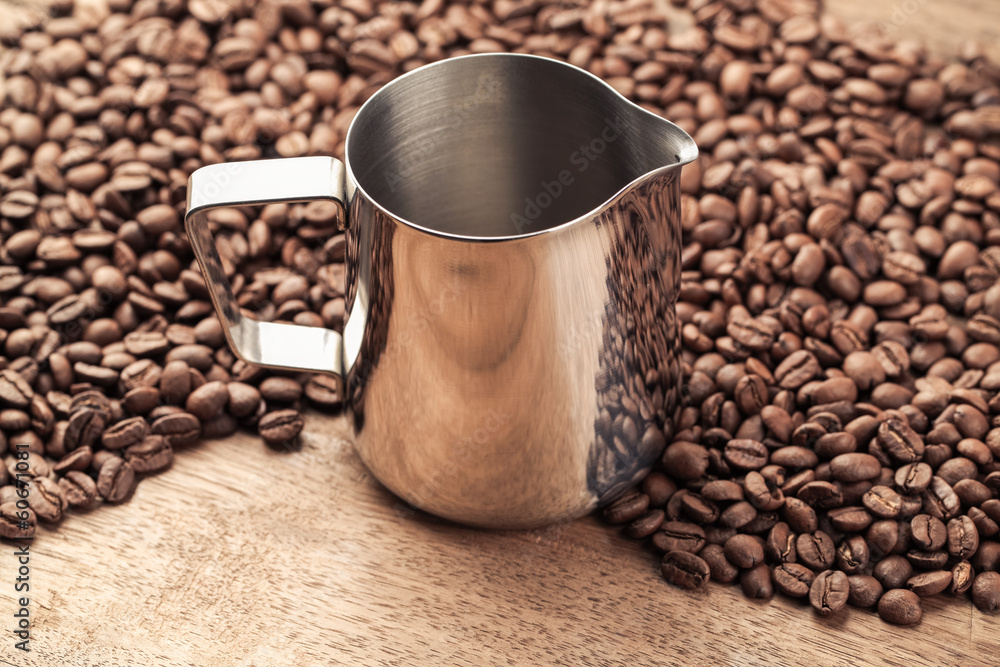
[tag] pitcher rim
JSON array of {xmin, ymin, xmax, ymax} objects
[{"xmin": 343, "ymin": 52, "xmax": 699, "ymax": 243}]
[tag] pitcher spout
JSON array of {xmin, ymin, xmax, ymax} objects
[{"xmin": 616, "ymin": 97, "xmax": 699, "ymax": 178}]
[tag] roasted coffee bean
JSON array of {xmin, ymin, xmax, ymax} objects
[
  {"xmin": 922, "ymin": 477, "xmax": 961, "ymax": 521},
  {"xmin": 64, "ymin": 408, "xmax": 106, "ymax": 451},
  {"xmin": 973, "ymin": 542, "xmax": 1000, "ymax": 573},
  {"xmin": 782, "ymin": 497, "xmax": 819, "ymax": 534},
  {"xmin": 0, "ymin": 409, "xmax": 29, "ymax": 431},
  {"xmin": 682, "ymin": 493, "xmax": 720, "ymax": 524},
  {"xmin": 625, "ymin": 509, "xmax": 664, "ymax": 539},
  {"xmin": 123, "ymin": 331, "xmax": 170, "ymax": 357},
  {"xmin": 985, "ymin": 500, "xmax": 1000, "ymax": 524},
  {"xmin": 797, "ymin": 481, "xmax": 843, "ymax": 509},
  {"xmin": 101, "ymin": 416, "xmax": 149, "ymax": 450},
  {"xmin": 740, "ymin": 563, "xmax": 774, "ymax": 600},
  {"xmin": 122, "ymin": 387, "xmax": 161, "ymax": 415},
  {"xmin": 734, "ymin": 375, "xmax": 768, "ymax": 415},
  {"xmin": 862, "ymin": 485, "xmax": 903, "ymax": 519},
  {"xmin": 810, "ymin": 570, "xmax": 849, "ymax": 616},
  {"xmin": 185, "ymin": 381, "xmax": 230, "ymax": 422},
  {"xmin": 304, "ymin": 374, "xmax": 343, "ymax": 407},
  {"xmin": 701, "ymin": 480, "xmax": 744, "ymax": 503},
  {"xmin": 662, "ymin": 442, "xmax": 710, "ymax": 480},
  {"xmin": 797, "ymin": 531, "xmax": 837, "ymax": 571},
  {"xmin": 224, "ymin": 382, "xmax": 260, "ymax": 419},
  {"xmin": 151, "ymin": 412, "xmax": 201, "ymax": 448},
  {"xmin": 724, "ymin": 439, "xmax": 768, "ymax": 470},
  {"xmin": 907, "ymin": 571, "xmax": 953, "ymax": 597},
  {"xmin": 773, "ymin": 563, "xmax": 816, "ymax": 598},
  {"xmin": 652, "ymin": 521, "xmax": 706, "ymax": 554},
  {"xmin": 899, "ymin": 495, "xmax": 924, "ymax": 521},
  {"xmin": 603, "ymin": 491, "xmax": 648, "ymax": 525},
  {"xmin": 724, "ymin": 534, "xmax": 765, "ymax": 569},
  {"xmin": 53, "ymin": 446, "xmax": 93, "ymax": 474},
  {"xmin": 96, "ymin": 457, "xmax": 136, "ymax": 504},
  {"xmin": 124, "ymin": 436, "xmax": 174, "ymax": 474},
  {"xmin": 744, "ymin": 471, "xmax": 784, "ymax": 511},
  {"xmin": 866, "ymin": 521, "xmax": 902, "ymax": 560},
  {"xmin": 972, "ymin": 572, "xmax": 1000, "ymax": 613},
  {"xmin": 259, "ymin": 377, "xmax": 303, "ymax": 403},
  {"xmin": 719, "ymin": 501, "xmax": 757, "ymax": 530},
  {"xmin": 910, "ymin": 514, "xmax": 947, "ymax": 551},
  {"xmin": 201, "ymin": 413, "xmax": 238, "ymax": 440},
  {"xmin": 770, "ymin": 446, "xmax": 818, "ymax": 470},
  {"xmin": 906, "ymin": 549, "xmax": 949, "ymax": 571},
  {"xmin": 0, "ymin": 369, "xmax": 33, "ymax": 408},
  {"xmin": 7, "ymin": 452, "xmax": 49, "ymax": 479},
  {"xmin": 119, "ymin": 360, "xmax": 163, "ymax": 392},
  {"xmin": 666, "ymin": 490, "xmax": 694, "ymax": 522},
  {"xmin": 968, "ymin": 507, "xmax": 999, "ymax": 539},
  {"xmin": 27, "ymin": 476, "xmax": 67, "ymax": 523},
  {"xmin": 954, "ymin": 479, "xmax": 992, "ymax": 509},
  {"xmin": 59, "ymin": 471, "xmax": 97, "ymax": 508},
  {"xmin": 0, "ymin": 501, "xmax": 35, "ymax": 539},
  {"xmin": 836, "ymin": 535, "xmax": 870, "ymax": 574},
  {"xmin": 727, "ymin": 318, "xmax": 775, "ymax": 351},
  {"xmin": 951, "ymin": 560, "xmax": 975, "ymax": 595},
  {"xmin": 765, "ymin": 522, "xmax": 796, "ymax": 564},
  {"xmin": 741, "ymin": 511, "xmax": 779, "ymax": 535},
  {"xmin": 878, "ymin": 589, "xmax": 923, "ymax": 625},
  {"xmin": 946, "ymin": 516, "xmax": 979, "ymax": 559},
  {"xmin": 641, "ymin": 472, "xmax": 676, "ymax": 508},
  {"xmin": 936, "ymin": 458, "xmax": 978, "ymax": 487},
  {"xmin": 160, "ymin": 361, "xmax": 192, "ymax": 405},
  {"xmin": 814, "ymin": 432, "xmax": 858, "ymax": 459},
  {"xmin": 874, "ymin": 555, "xmax": 914, "ymax": 591},
  {"xmin": 843, "ymin": 352, "xmax": 885, "ymax": 391},
  {"xmin": 700, "ymin": 544, "xmax": 738, "ymax": 584},
  {"xmin": 829, "ymin": 453, "xmax": 881, "ymax": 482},
  {"xmin": 895, "ymin": 463, "xmax": 933, "ymax": 495},
  {"xmin": 661, "ymin": 550, "xmax": 711, "ymax": 590},
  {"xmin": 774, "ymin": 350, "xmax": 820, "ymax": 389},
  {"xmin": 877, "ymin": 419, "xmax": 924, "ymax": 463},
  {"xmin": 828, "ymin": 506, "xmax": 872, "ymax": 533},
  {"xmin": 847, "ymin": 575, "xmax": 883, "ymax": 609}
]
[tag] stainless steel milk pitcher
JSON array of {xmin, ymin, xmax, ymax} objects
[{"xmin": 185, "ymin": 53, "xmax": 698, "ymax": 528}]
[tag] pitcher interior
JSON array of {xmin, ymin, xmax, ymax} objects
[{"xmin": 346, "ymin": 54, "xmax": 695, "ymax": 238}]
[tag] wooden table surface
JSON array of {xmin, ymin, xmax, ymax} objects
[
  {"xmin": 3, "ymin": 411, "xmax": 998, "ymax": 667},
  {"xmin": 2, "ymin": 1, "xmax": 1000, "ymax": 666}
]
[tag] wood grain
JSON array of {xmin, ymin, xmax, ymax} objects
[
  {"xmin": 828, "ymin": 0, "xmax": 1000, "ymax": 63},
  {"xmin": 1, "ymin": 410, "xmax": 998, "ymax": 666},
  {"xmin": 1, "ymin": 1, "xmax": 1000, "ymax": 665}
]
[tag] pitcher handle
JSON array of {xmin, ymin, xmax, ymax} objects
[{"xmin": 184, "ymin": 156, "xmax": 347, "ymax": 376}]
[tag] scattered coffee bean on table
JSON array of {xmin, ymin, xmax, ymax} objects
[
  {"xmin": 878, "ymin": 589, "xmax": 923, "ymax": 626},
  {"xmin": 1, "ymin": 0, "xmax": 999, "ymax": 629}
]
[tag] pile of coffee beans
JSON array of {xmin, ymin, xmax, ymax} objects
[
  {"xmin": 589, "ymin": 1, "xmax": 1000, "ymax": 625},
  {"xmin": 1, "ymin": 0, "xmax": 999, "ymax": 627}
]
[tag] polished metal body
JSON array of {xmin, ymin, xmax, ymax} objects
[{"xmin": 186, "ymin": 53, "xmax": 697, "ymax": 528}]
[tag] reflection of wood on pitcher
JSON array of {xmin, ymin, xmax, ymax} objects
[
  {"xmin": 359, "ymin": 224, "xmax": 609, "ymax": 524},
  {"xmin": 404, "ymin": 235, "xmax": 535, "ymax": 372}
]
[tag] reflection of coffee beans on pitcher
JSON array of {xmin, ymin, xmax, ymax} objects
[{"xmin": 586, "ymin": 178, "xmax": 683, "ymax": 500}]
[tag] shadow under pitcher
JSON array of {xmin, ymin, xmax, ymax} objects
[{"xmin": 185, "ymin": 53, "xmax": 697, "ymax": 529}]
